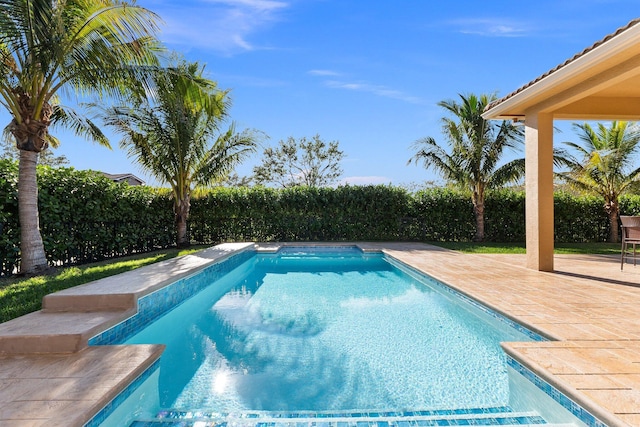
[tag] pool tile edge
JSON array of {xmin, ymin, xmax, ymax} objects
[
  {"xmin": 502, "ymin": 342, "xmax": 623, "ymax": 427},
  {"xmin": 82, "ymin": 345, "xmax": 165, "ymax": 427}
]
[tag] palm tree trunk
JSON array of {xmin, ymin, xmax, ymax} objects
[
  {"xmin": 608, "ymin": 209, "xmax": 620, "ymax": 243},
  {"xmin": 473, "ymin": 203, "xmax": 485, "ymax": 241},
  {"xmin": 18, "ymin": 150, "xmax": 49, "ymax": 274},
  {"xmin": 175, "ymin": 194, "xmax": 191, "ymax": 248},
  {"xmin": 604, "ymin": 199, "xmax": 620, "ymax": 243},
  {"xmin": 472, "ymin": 190, "xmax": 485, "ymax": 242}
]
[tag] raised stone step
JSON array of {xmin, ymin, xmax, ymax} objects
[{"xmin": 0, "ymin": 309, "xmax": 131, "ymax": 354}]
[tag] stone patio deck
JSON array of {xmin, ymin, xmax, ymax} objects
[{"xmin": 0, "ymin": 243, "xmax": 639, "ymax": 426}]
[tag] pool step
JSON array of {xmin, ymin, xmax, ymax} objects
[{"xmin": 129, "ymin": 406, "xmax": 573, "ymax": 426}]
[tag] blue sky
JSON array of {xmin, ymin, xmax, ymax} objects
[{"xmin": 8, "ymin": 0, "xmax": 640, "ymax": 187}]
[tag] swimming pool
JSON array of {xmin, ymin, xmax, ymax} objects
[{"xmin": 90, "ymin": 246, "xmax": 596, "ymax": 426}]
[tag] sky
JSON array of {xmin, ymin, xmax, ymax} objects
[{"xmin": 5, "ymin": 0, "xmax": 640, "ymax": 187}]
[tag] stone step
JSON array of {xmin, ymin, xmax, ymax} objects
[{"xmin": 0, "ymin": 309, "xmax": 131, "ymax": 354}]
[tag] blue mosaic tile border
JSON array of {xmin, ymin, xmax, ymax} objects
[
  {"xmin": 84, "ymin": 358, "xmax": 161, "ymax": 427},
  {"xmin": 133, "ymin": 417, "xmax": 547, "ymax": 427},
  {"xmin": 156, "ymin": 406, "xmax": 516, "ymax": 420},
  {"xmin": 276, "ymin": 245, "xmax": 365, "ymax": 255},
  {"xmin": 507, "ymin": 355, "xmax": 607, "ymax": 427},
  {"xmin": 89, "ymin": 248, "xmax": 255, "ymax": 346},
  {"xmin": 132, "ymin": 407, "xmax": 549, "ymax": 426},
  {"xmin": 384, "ymin": 255, "xmax": 546, "ymax": 342}
]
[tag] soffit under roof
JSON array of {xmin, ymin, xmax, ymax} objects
[{"xmin": 483, "ymin": 19, "xmax": 640, "ymax": 121}]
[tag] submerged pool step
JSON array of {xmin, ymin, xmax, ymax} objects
[{"xmin": 129, "ymin": 406, "xmax": 571, "ymax": 426}]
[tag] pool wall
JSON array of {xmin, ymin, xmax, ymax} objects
[
  {"xmin": 84, "ymin": 359, "xmax": 161, "ymax": 427},
  {"xmin": 506, "ymin": 355, "xmax": 607, "ymax": 427}
]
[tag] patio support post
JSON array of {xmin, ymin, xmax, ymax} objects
[{"xmin": 524, "ymin": 112, "xmax": 554, "ymax": 271}]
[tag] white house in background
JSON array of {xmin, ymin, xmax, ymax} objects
[{"xmin": 101, "ymin": 172, "xmax": 145, "ymax": 186}]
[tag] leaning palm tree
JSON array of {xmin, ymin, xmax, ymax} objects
[
  {"xmin": 0, "ymin": 0, "xmax": 162, "ymax": 274},
  {"xmin": 409, "ymin": 93, "xmax": 524, "ymax": 241},
  {"xmin": 559, "ymin": 121, "xmax": 640, "ymax": 243},
  {"xmin": 99, "ymin": 60, "xmax": 258, "ymax": 247}
]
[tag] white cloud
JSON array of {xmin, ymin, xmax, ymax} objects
[
  {"xmin": 340, "ymin": 176, "xmax": 391, "ymax": 186},
  {"xmin": 308, "ymin": 69, "xmax": 341, "ymax": 76},
  {"xmin": 308, "ymin": 69, "xmax": 423, "ymax": 104},
  {"xmin": 153, "ymin": 0, "xmax": 289, "ymax": 54},
  {"xmin": 324, "ymin": 80, "xmax": 425, "ymax": 105},
  {"xmin": 450, "ymin": 18, "xmax": 530, "ymax": 37},
  {"xmin": 204, "ymin": 0, "xmax": 288, "ymax": 11}
]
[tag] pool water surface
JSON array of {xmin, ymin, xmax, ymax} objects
[
  {"xmin": 92, "ymin": 246, "xmax": 592, "ymax": 426},
  {"xmin": 127, "ymin": 249, "xmax": 528, "ymax": 412}
]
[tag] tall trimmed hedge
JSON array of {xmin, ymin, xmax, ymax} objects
[
  {"xmin": 410, "ymin": 188, "xmax": 475, "ymax": 241},
  {"xmin": 0, "ymin": 161, "xmax": 174, "ymax": 275},
  {"xmin": 0, "ymin": 160, "xmax": 19, "ymax": 276},
  {"xmin": 2, "ymin": 158, "xmax": 640, "ymax": 276},
  {"xmin": 188, "ymin": 185, "xmax": 412, "ymax": 242}
]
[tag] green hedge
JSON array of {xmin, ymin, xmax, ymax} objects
[
  {"xmin": 186, "ymin": 186, "xmax": 615, "ymax": 244},
  {"xmin": 0, "ymin": 160, "xmax": 19, "ymax": 276},
  {"xmin": 37, "ymin": 167, "xmax": 175, "ymax": 264},
  {"xmin": 0, "ymin": 161, "xmax": 174, "ymax": 275},
  {"xmin": 410, "ymin": 188, "xmax": 475, "ymax": 241},
  {"xmin": 2, "ymin": 159, "xmax": 639, "ymax": 276},
  {"xmin": 188, "ymin": 185, "xmax": 412, "ymax": 242}
]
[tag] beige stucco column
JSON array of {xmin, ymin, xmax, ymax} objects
[{"xmin": 524, "ymin": 112, "xmax": 555, "ymax": 271}]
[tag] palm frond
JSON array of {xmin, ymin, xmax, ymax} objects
[
  {"xmin": 97, "ymin": 59, "xmax": 258, "ymax": 194},
  {"xmin": 50, "ymin": 104, "xmax": 110, "ymax": 147},
  {"xmin": 562, "ymin": 121, "xmax": 640, "ymax": 201},
  {"xmin": 411, "ymin": 93, "xmax": 523, "ymax": 192},
  {"xmin": 193, "ymin": 125, "xmax": 259, "ymax": 187}
]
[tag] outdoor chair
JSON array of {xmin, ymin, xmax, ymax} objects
[{"xmin": 620, "ymin": 215, "xmax": 640, "ymax": 270}]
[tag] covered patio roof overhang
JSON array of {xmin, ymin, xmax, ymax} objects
[{"xmin": 483, "ymin": 18, "xmax": 640, "ymax": 271}]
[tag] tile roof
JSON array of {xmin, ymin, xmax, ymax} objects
[
  {"xmin": 101, "ymin": 172, "xmax": 145, "ymax": 185},
  {"xmin": 485, "ymin": 18, "xmax": 640, "ymax": 112}
]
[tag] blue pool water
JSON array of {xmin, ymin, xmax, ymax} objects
[
  {"xmin": 92, "ymin": 246, "xmax": 596, "ymax": 426},
  {"xmin": 126, "ymin": 249, "xmax": 528, "ymax": 412}
]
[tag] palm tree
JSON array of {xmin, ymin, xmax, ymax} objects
[
  {"xmin": 99, "ymin": 60, "xmax": 258, "ymax": 247},
  {"xmin": 559, "ymin": 121, "xmax": 640, "ymax": 243},
  {"xmin": 409, "ymin": 93, "xmax": 524, "ymax": 241},
  {"xmin": 0, "ymin": 0, "xmax": 161, "ymax": 274}
]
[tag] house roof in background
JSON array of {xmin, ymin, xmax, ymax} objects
[{"xmin": 101, "ymin": 172, "xmax": 145, "ymax": 185}]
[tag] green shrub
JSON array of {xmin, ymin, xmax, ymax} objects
[
  {"xmin": 554, "ymin": 192, "xmax": 608, "ymax": 242},
  {"xmin": 0, "ymin": 160, "xmax": 19, "ymax": 275},
  {"xmin": 188, "ymin": 185, "xmax": 412, "ymax": 242},
  {"xmin": 410, "ymin": 188, "xmax": 475, "ymax": 241},
  {"xmin": 484, "ymin": 189, "xmax": 525, "ymax": 242}
]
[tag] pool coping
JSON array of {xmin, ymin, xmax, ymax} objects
[{"xmin": 0, "ymin": 242, "xmax": 638, "ymax": 426}]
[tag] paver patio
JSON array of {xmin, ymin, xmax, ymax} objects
[{"xmin": 0, "ymin": 243, "xmax": 639, "ymax": 426}]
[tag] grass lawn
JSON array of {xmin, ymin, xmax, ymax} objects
[
  {"xmin": 431, "ymin": 241, "xmax": 620, "ymax": 255},
  {"xmin": 0, "ymin": 241, "xmax": 621, "ymax": 324},
  {"xmin": 0, "ymin": 246, "xmax": 207, "ymax": 324}
]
